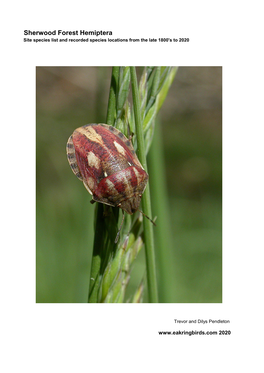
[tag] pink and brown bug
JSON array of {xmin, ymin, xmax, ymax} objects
[{"xmin": 66, "ymin": 123, "xmax": 155, "ymax": 242}]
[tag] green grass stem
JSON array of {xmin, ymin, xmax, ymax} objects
[
  {"xmin": 106, "ymin": 66, "xmax": 119, "ymax": 126},
  {"xmin": 148, "ymin": 121, "xmax": 176, "ymax": 302},
  {"xmin": 130, "ymin": 67, "xmax": 158, "ymax": 303}
]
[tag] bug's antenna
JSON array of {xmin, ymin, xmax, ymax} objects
[
  {"xmin": 115, "ymin": 211, "xmax": 125, "ymax": 243},
  {"xmin": 138, "ymin": 209, "xmax": 157, "ymax": 226}
]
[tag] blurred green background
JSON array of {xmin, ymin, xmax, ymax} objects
[{"xmin": 36, "ymin": 66, "xmax": 222, "ymax": 303}]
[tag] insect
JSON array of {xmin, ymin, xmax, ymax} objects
[{"xmin": 66, "ymin": 123, "xmax": 155, "ymax": 242}]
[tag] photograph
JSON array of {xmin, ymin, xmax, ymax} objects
[{"xmin": 36, "ymin": 66, "xmax": 222, "ymax": 303}]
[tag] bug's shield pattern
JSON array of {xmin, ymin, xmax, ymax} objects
[{"xmin": 66, "ymin": 123, "xmax": 149, "ymax": 215}]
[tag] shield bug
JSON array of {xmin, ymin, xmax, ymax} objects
[{"xmin": 66, "ymin": 123, "xmax": 155, "ymax": 242}]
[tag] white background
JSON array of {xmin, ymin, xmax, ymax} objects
[{"xmin": 2, "ymin": 1, "xmax": 263, "ymax": 371}]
